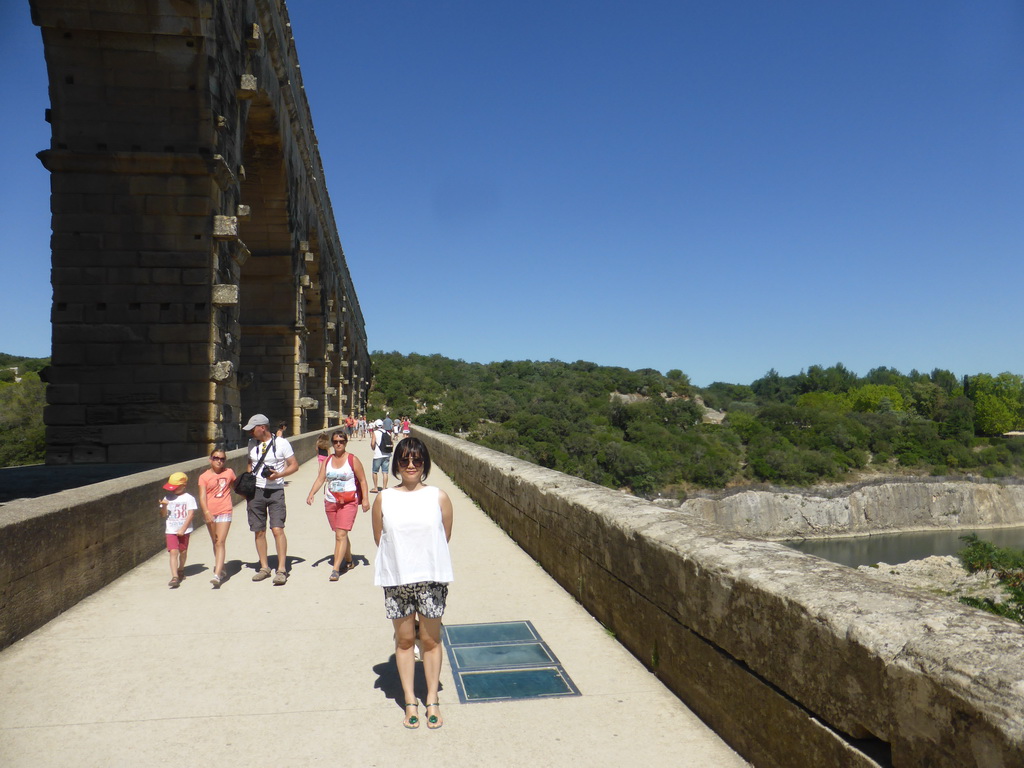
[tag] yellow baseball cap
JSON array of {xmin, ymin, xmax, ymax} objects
[{"xmin": 163, "ymin": 472, "xmax": 188, "ymax": 490}]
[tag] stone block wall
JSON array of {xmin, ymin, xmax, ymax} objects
[
  {"xmin": 30, "ymin": 0, "xmax": 368, "ymax": 463},
  {"xmin": 413, "ymin": 427, "xmax": 1024, "ymax": 768},
  {"xmin": 0, "ymin": 432, "xmax": 319, "ymax": 651}
]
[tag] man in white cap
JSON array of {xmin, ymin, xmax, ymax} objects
[
  {"xmin": 369, "ymin": 418, "xmax": 393, "ymax": 493},
  {"xmin": 242, "ymin": 413, "xmax": 299, "ymax": 585}
]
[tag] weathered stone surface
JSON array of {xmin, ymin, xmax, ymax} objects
[
  {"xmin": 32, "ymin": 0, "xmax": 371, "ymax": 462},
  {"xmin": 857, "ymin": 555, "xmax": 1007, "ymax": 602},
  {"xmin": 210, "ymin": 360, "xmax": 233, "ymax": 382},
  {"xmin": 414, "ymin": 427, "xmax": 1024, "ymax": 768},
  {"xmin": 683, "ymin": 480, "xmax": 1024, "ymax": 539}
]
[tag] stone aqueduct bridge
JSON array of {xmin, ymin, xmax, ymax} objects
[
  {"xmin": 15, "ymin": 3, "xmax": 1024, "ymax": 766},
  {"xmin": 32, "ymin": 0, "xmax": 368, "ymax": 464}
]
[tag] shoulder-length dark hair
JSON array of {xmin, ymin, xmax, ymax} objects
[{"xmin": 391, "ymin": 436, "xmax": 431, "ymax": 480}]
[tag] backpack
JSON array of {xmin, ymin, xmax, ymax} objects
[{"xmin": 378, "ymin": 429, "xmax": 394, "ymax": 454}]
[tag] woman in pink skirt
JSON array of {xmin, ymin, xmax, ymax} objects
[{"xmin": 306, "ymin": 431, "xmax": 370, "ymax": 580}]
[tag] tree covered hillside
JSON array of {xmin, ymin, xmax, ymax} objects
[
  {"xmin": 0, "ymin": 354, "xmax": 49, "ymax": 466},
  {"xmin": 369, "ymin": 353, "xmax": 1024, "ymax": 497}
]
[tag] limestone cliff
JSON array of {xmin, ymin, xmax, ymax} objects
[{"xmin": 681, "ymin": 479, "xmax": 1024, "ymax": 539}]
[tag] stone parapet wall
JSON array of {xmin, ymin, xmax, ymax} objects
[
  {"xmin": 413, "ymin": 427, "xmax": 1024, "ymax": 768},
  {"xmin": 683, "ymin": 481, "xmax": 1024, "ymax": 540},
  {"xmin": 0, "ymin": 433, "xmax": 318, "ymax": 651}
]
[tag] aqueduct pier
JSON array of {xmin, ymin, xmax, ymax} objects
[{"xmin": 32, "ymin": 0, "xmax": 368, "ymax": 463}]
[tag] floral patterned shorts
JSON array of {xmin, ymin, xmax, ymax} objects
[{"xmin": 383, "ymin": 581, "xmax": 449, "ymax": 619}]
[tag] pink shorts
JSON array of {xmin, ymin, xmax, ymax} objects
[
  {"xmin": 166, "ymin": 533, "xmax": 190, "ymax": 551},
  {"xmin": 317, "ymin": 454, "xmax": 328, "ymax": 465},
  {"xmin": 325, "ymin": 499, "xmax": 358, "ymax": 531}
]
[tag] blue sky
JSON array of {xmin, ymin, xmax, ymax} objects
[{"xmin": 2, "ymin": 1, "xmax": 1021, "ymax": 386}]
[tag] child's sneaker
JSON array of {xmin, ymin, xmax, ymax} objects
[
  {"xmin": 168, "ymin": 577, "xmax": 180, "ymax": 589},
  {"xmin": 272, "ymin": 570, "xmax": 288, "ymax": 586},
  {"xmin": 210, "ymin": 574, "xmax": 222, "ymax": 589}
]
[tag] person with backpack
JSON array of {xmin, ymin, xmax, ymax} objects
[{"xmin": 370, "ymin": 418, "xmax": 394, "ymax": 493}]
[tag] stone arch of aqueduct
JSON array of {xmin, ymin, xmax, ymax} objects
[{"xmin": 31, "ymin": 0, "xmax": 369, "ymax": 464}]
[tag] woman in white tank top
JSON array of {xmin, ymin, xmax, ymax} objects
[
  {"xmin": 306, "ymin": 431, "xmax": 370, "ymax": 580},
  {"xmin": 372, "ymin": 437, "xmax": 453, "ymax": 730}
]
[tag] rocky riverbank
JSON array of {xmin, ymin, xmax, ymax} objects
[{"xmin": 856, "ymin": 555, "xmax": 1008, "ymax": 606}]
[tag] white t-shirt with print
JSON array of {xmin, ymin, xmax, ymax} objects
[{"xmin": 164, "ymin": 492, "xmax": 197, "ymax": 534}]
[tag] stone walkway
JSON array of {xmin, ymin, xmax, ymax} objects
[{"xmin": 0, "ymin": 437, "xmax": 747, "ymax": 767}]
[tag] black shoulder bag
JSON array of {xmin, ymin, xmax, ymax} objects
[{"xmin": 234, "ymin": 437, "xmax": 275, "ymax": 499}]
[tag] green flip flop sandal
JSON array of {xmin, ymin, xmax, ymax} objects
[{"xmin": 403, "ymin": 703, "xmax": 420, "ymax": 729}]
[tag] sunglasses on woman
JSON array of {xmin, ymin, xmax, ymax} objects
[
  {"xmin": 211, "ymin": 456, "xmax": 226, "ymax": 461},
  {"xmin": 332, "ymin": 439, "xmax": 346, "ymax": 444},
  {"xmin": 398, "ymin": 456, "xmax": 424, "ymax": 468}
]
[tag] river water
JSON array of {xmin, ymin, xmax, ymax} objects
[{"xmin": 782, "ymin": 526, "xmax": 1024, "ymax": 568}]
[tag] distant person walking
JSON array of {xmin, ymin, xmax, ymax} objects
[
  {"xmin": 159, "ymin": 471, "xmax": 196, "ymax": 589},
  {"xmin": 372, "ymin": 437, "xmax": 454, "ymax": 729},
  {"xmin": 198, "ymin": 448, "xmax": 236, "ymax": 588},
  {"xmin": 306, "ymin": 431, "xmax": 370, "ymax": 580},
  {"xmin": 316, "ymin": 432, "xmax": 330, "ymax": 466},
  {"xmin": 243, "ymin": 413, "xmax": 298, "ymax": 585},
  {"xmin": 382, "ymin": 414, "xmax": 393, "ymax": 434},
  {"xmin": 401, "ymin": 417, "xmax": 411, "ymax": 437},
  {"xmin": 370, "ymin": 419, "xmax": 394, "ymax": 492}
]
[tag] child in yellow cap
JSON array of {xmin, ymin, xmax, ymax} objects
[{"xmin": 160, "ymin": 471, "xmax": 197, "ymax": 588}]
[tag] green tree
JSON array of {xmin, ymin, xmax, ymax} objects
[
  {"xmin": 937, "ymin": 395, "xmax": 974, "ymax": 440},
  {"xmin": 798, "ymin": 363, "xmax": 858, "ymax": 394},
  {"xmin": 0, "ymin": 372, "xmax": 46, "ymax": 466},
  {"xmin": 974, "ymin": 393, "xmax": 1017, "ymax": 436},
  {"xmin": 796, "ymin": 391, "xmax": 851, "ymax": 413},
  {"xmin": 848, "ymin": 384, "xmax": 905, "ymax": 413},
  {"xmin": 665, "ymin": 369, "xmax": 692, "ymax": 396},
  {"xmin": 930, "ymin": 368, "xmax": 960, "ymax": 394},
  {"xmin": 701, "ymin": 381, "xmax": 755, "ymax": 410},
  {"xmin": 967, "ymin": 373, "xmax": 1023, "ymax": 434}
]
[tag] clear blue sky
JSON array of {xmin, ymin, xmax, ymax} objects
[{"xmin": 2, "ymin": 1, "xmax": 1021, "ymax": 386}]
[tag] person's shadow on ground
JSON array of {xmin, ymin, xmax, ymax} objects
[
  {"xmin": 242, "ymin": 555, "xmax": 305, "ymax": 575},
  {"xmin": 216, "ymin": 558, "xmax": 245, "ymax": 584},
  {"xmin": 372, "ymin": 653, "xmax": 444, "ymax": 710},
  {"xmin": 311, "ymin": 553, "xmax": 370, "ymax": 571}
]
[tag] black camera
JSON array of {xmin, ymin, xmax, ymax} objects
[{"xmin": 260, "ymin": 466, "xmax": 274, "ymax": 479}]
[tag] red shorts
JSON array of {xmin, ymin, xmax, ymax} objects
[
  {"xmin": 166, "ymin": 533, "xmax": 190, "ymax": 551},
  {"xmin": 325, "ymin": 499, "xmax": 358, "ymax": 531}
]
